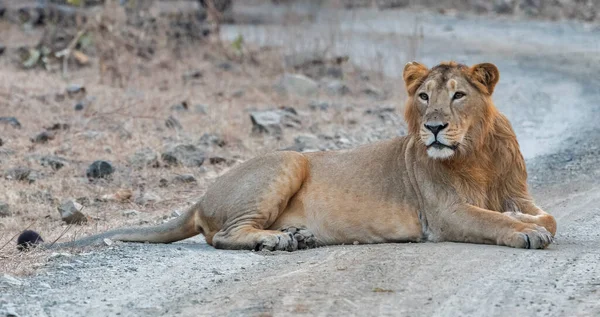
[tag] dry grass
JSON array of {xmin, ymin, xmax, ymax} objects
[{"xmin": 0, "ymin": 1, "xmax": 410, "ymax": 275}]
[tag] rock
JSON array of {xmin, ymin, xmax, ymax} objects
[
  {"xmin": 45, "ymin": 123, "xmax": 70, "ymax": 131},
  {"xmin": 308, "ymin": 101, "xmax": 330, "ymax": 111},
  {"xmin": 209, "ymin": 156, "xmax": 230, "ymax": 165},
  {"xmin": 0, "ymin": 138, "xmax": 3, "ymax": 146},
  {"xmin": 74, "ymin": 96, "xmax": 95, "ymax": 111},
  {"xmin": 217, "ymin": 61, "xmax": 233, "ymax": 71},
  {"xmin": 122, "ymin": 209, "xmax": 140, "ymax": 217},
  {"xmin": 198, "ymin": 133, "xmax": 226, "ymax": 148},
  {"xmin": 134, "ymin": 192, "xmax": 161, "ymax": 206},
  {"xmin": 159, "ymin": 178, "xmax": 168, "ymax": 188},
  {"xmin": 0, "ymin": 201, "xmax": 10, "ymax": 217},
  {"xmin": 494, "ymin": 0, "xmax": 514, "ymax": 14},
  {"xmin": 172, "ymin": 174, "xmax": 197, "ymax": 184},
  {"xmin": 161, "ymin": 144, "xmax": 205, "ymax": 167},
  {"xmin": 284, "ymin": 135, "xmax": 322, "ymax": 152},
  {"xmin": 171, "ymin": 101, "xmax": 189, "ymax": 111},
  {"xmin": 4, "ymin": 168, "xmax": 33, "ymax": 182},
  {"xmin": 129, "ymin": 148, "xmax": 159, "ymax": 169},
  {"xmin": 194, "ymin": 104, "xmax": 208, "ymax": 114},
  {"xmin": 182, "ymin": 70, "xmax": 202, "ymax": 81},
  {"xmin": 165, "ymin": 115, "xmax": 183, "ymax": 130},
  {"xmin": 0, "ymin": 117, "xmax": 21, "ymax": 129},
  {"xmin": 325, "ymin": 80, "xmax": 350, "ymax": 96},
  {"xmin": 363, "ymin": 84, "xmax": 386, "ymax": 100},
  {"xmin": 171, "ymin": 210, "xmax": 181, "ymax": 218},
  {"xmin": 277, "ymin": 73, "xmax": 318, "ymax": 96},
  {"xmin": 31, "ymin": 131, "xmax": 54, "ymax": 144},
  {"xmin": 103, "ymin": 238, "xmax": 113, "ymax": 246},
  {"xmin": 75, "ymin": 197, "xmax": 90, "ymax": 206},
  {"xmin": 57, "ymin": 200, "xmax": 87, "ymax": 224},
  {"xmin": 40, "ymin": 155, "xmax": 66, "ymax": 170},
  {"xmin": 0, "ymin": 44, "xmax": 5, "ymax": 55},
  {"xmin": 86, "ymin": 160, "xmax": 114, "ymax": 179},
  {"xmin": 66, "ymin": 84, "xmax": 86, "ymax": 98},
  {"xmin": 250, "ymin": 108, "xmax": 301, "ymax": 138}
]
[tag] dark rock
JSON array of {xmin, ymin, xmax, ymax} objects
[
  {"xmin": 161, "ymin": 144, "xmax": 205, "ymax": 167},
  {"xmin": 45, "ymin": 123, "xmax": 70, "ymax": 131},
  {"xmin": 57, "ymin": 200, "xmax": 87, "ymax": 224},
  {"xmin": 40, "ymin": 156, "xmax": 67, "ymax": 170},
  {"xmin": 494, "ymin": 0, "xmax": 515, "ymax": 14},
  {"xmin": 129, "ymin": 148, "xmax": 159, "ymax": 169},
  {"xmin": 165, "ymin": 116, "xmax": 183, "ymax": 130},
  {"xmin": 86, "ymin": 160, "xmax": 114, "ymax": 179},
  {"xmin": 209, "ymin": 156, "xmax": 228, "ymax": 165},
  {"xmin": 31, "ymin": 131, "xmax": 54, "ymax": 144},
  {"xmin": 73, "ymin": 96, "xmax": 95, "ymax": 111},
  {"xmin": 0, "ymin": 44, "xmax": 5, "ymax": 56},
  {"xmin": 0, "ymin": 201, "xmax": 10, "ymax": 217},
  {"xmin": 172, "ymin": 174, "xmax": 197, "ymax": 184},
  {"xmin": 308, "ymin": 101, "xmax": 330, "ymax": 111},
  {"xmin": 17, "ymin": 230, "xmax": 44, "ymax": 251},
  {"xmin": 0, "ymin": 117, "xmax": 21, "ymax": 129},
  {"xmin": 217, "ymin": 62, "xmax": 233, "ymax": 71},
  {"xmin": 159, "ymin": 178, "xmax": 168, "ymax": 188},
  {"xmin": 0, "ymin": 138, "xmax": 3, "ymax": 147},
  {"xmin": 375, "ymin": 0, "xmax": 410, "ymax": 9},
  {"xmin": 74, "ymin": 102, "xmax": 84, "ymax": 111}
]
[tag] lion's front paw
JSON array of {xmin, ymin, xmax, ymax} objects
[
  {"xmin": 504, "ymin": 224, "xmax": 554, "ymax": 249},
  {"xmin": 254, "ymin": 231, "xmax": 298, "ymax": 252}
]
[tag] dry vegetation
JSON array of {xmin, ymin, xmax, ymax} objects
[{"xmin": 0, "ymin": 1, "xmax": 408, "ymax": 275}]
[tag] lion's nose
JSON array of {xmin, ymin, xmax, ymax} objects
[{"xmin": 424, "ymin": 123, "xmax": 449, "ymax": 136}]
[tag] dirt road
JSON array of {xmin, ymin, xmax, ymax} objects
[{"xmin": 2, "ymin": 6, "xmax": 600, "ymax": 317}]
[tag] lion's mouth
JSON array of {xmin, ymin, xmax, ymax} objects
[{"xmin": 428, "ymin": 141, "xmax": 458, "ymax": 150}]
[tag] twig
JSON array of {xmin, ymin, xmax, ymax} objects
[
  {"xmin": 56, "ymin": 28, "xmax": 88, "ymax": 77},
  {"xmin": 48, "ymin": 224, "xmax": 74, "ymax": 249}
]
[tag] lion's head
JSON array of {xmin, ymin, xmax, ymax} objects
[{"xmin": 403, "ymin": 61, "xmax": 500, "ymax": 160}]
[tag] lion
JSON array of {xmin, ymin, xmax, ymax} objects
[{"xmin": 18, "ymin": 61, "xmax": 556, "ymax": 251}]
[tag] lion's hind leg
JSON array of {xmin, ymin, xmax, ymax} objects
[{"xmin": 213, "ymin": 226, "xmax": 298, "ymax": 251}]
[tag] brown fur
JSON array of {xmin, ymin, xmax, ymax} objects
[{"xmin": 26, "ymin": 61, "xmax": 556, "ymax": 251}]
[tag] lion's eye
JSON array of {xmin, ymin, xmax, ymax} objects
[
  {"xmin": 418, "ymin": 93, "xmax": 429, "ymax": 101},
  {"xmin": 453, "ymin": 92, "xmax": 466, "ymax": 100}
]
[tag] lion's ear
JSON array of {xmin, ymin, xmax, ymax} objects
[
  {"xmin": 469, "ymin": 63, "xmax": 499, "ymax": 95},
  {"xmin": 403, "ymin": 61, "xmax": 429, "ymax": 95}
]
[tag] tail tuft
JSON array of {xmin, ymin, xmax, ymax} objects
[{"xmin": 17, "ymin": 230, "xmax": 44, "ymax": 251}]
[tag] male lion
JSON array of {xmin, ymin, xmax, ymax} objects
[{"xmin": 19, "ymin": 61, "xmax": 556, "ymax": 251}]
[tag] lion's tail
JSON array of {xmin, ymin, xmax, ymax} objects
[{"xmin": 17, "ymin": 203, "xmax": 202, "ymax": 251}]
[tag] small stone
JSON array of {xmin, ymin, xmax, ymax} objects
[
  {"xmin": 325, "ymin": 80, "xmax": 350, "ymax": 96},
  {"xmin": 250, "ymin": 108, "xmax": 301, "ymax": 138},
  {"xmin": 74, "ymin": 102, "xmax": 84, "ymax": 111},
  {"xmin": 172, "ymin": 174, "xmax": 196, "ymax": 184},
  {"xmin": 122, "ymin": 209, "xmax": 140, "ymax": 217},
  {"xmin": 165, "ymin": 115, "xmax": 183, "ymax": 130},
  {"xmin": 66, "ymin": 84, "xmax": 86, "ymax": 98},
  {"xmin": 363, "ymin": 84, "xmax": 386, "ymax": 100},
  {"xmin": 194, "ymin": 104, "xmax": 208, "ymax": 114},
  {"xmin": 103, "ymin": 238, "xmax": 113, "ymax": 246},
  {"xmin": 158, "ymin": 178, "xmax": 168, "ymax": 188},
  {"xmin": 171, "ymin": 210, "xmax": 181, "ymax": 218},
  {"xmin": 0, "ymin": 44, "xmax": 5, "ymax": 55},
  {"xmin": 217, "ymin": 62, "xmax": 233, "ymax": 71},
  {"xmin": 171, "ymin": 101, "xmax": 189, "ymax": 111},
  {"xmin": 45, "ymin": 123, "xmax": 70, "ymax": 131},
  {"xmin": 161, "ymin": 144, "xmax": 205, "ymax": 167},
  {"xmin": 182, "ymin": 70, "xmax": 202, "ymax": 80},
  {"xmin": 58, "ymin": 200, "xmax": 87, "ymax": 224},
  {"xmin": 86, "ymin": 160, "xmax": 114, "ymax": 179},
  {"xmin": 4, "ymin": 168, "xmax": 32, "ymax": 182},
  {"xmin": 353, "ymin": 241, "xmax": 359, "ymax": 245},
  {"xmin": 209, "ymin": 156, "xmax": 228, "ymax": 165},
  {"xmin": 75, "ymin": 197, "xmax": 90, "ymax": 206},
  {"xmin": 40, "ymin": 156, "xmax": 66, "ymax": 170},
  {"xmin": 277, "ymin": 73, "xmax": 319, "ymax": 96},
  {"xmin": 0, "ymin": 117, "xmax": 21, "ymax": 129},
  {"xmin": 0, "ymin": 201, "xmax": 10, "ymax": 217},
  {"xmin": 31, "ymin": 131, "xmax": 54, "ymax": 144},
  {"xmin": 198, "ymin": 133, "xmax": 226, "ymax": 148},
  {"xmin": 308, "ymin": 101, "xmax": 330, "ymax": 111},
  {"xmin": 129, "ymin": 148, "xmax": 159, "ymax": 169}
]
